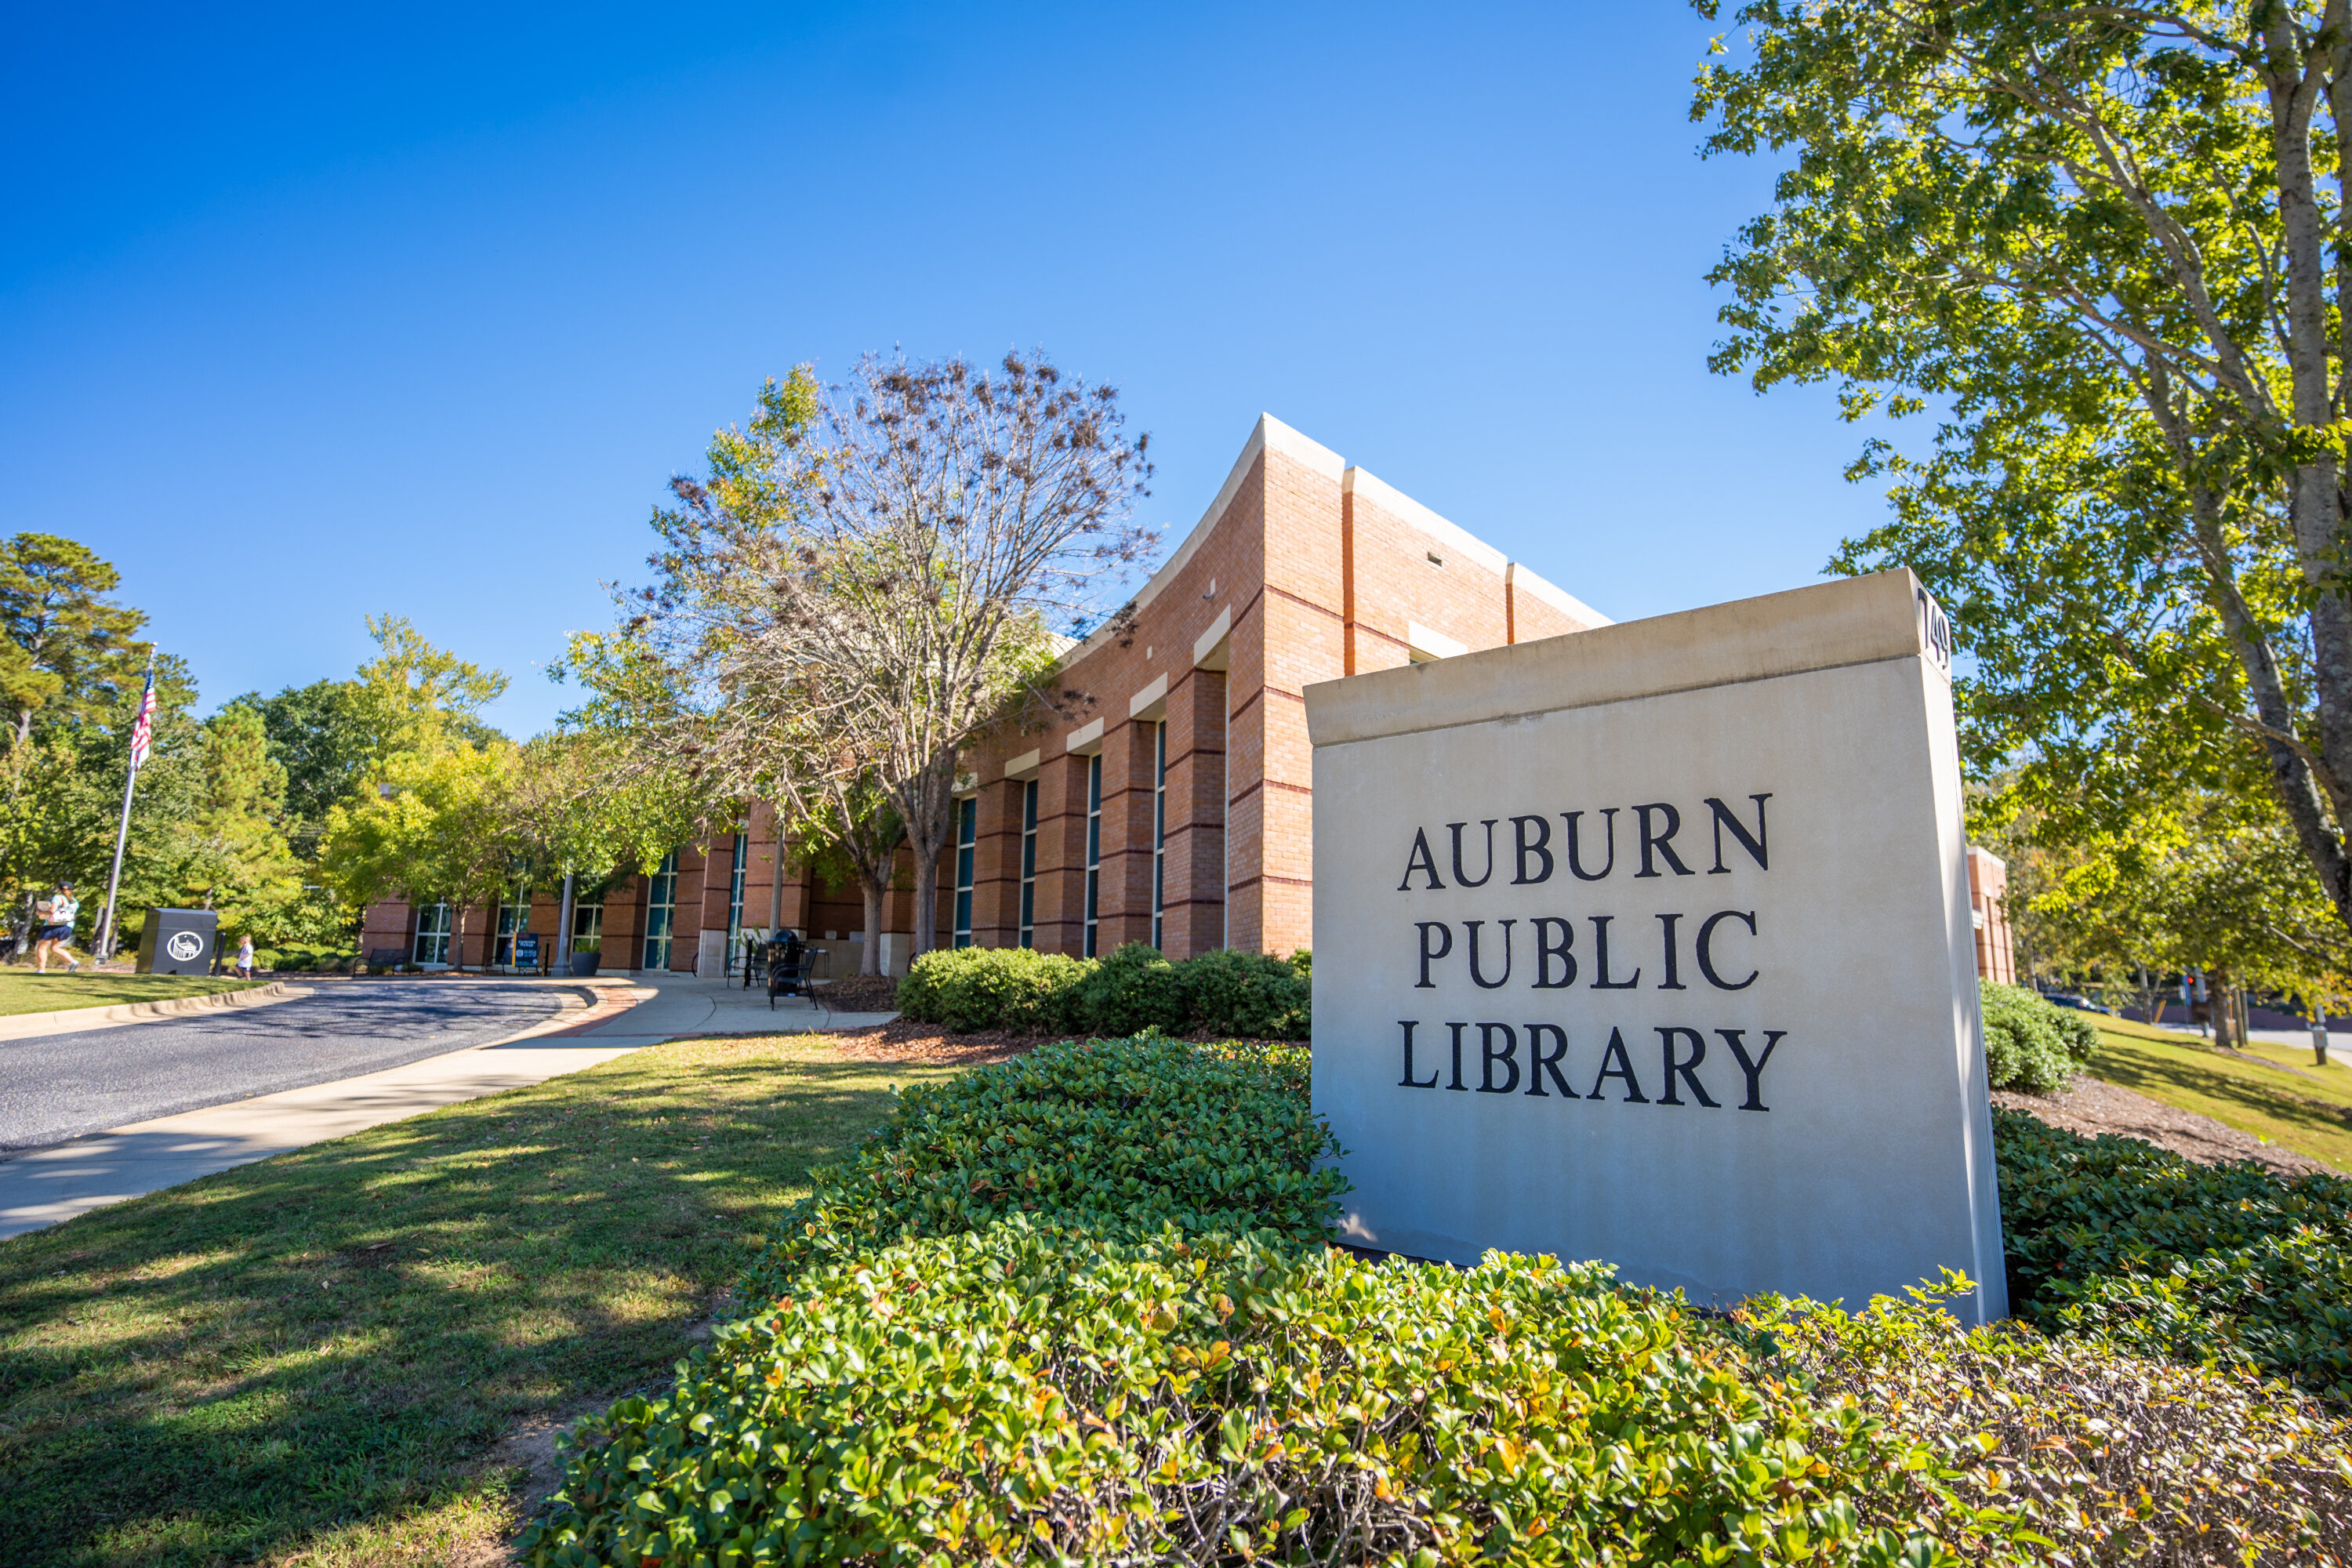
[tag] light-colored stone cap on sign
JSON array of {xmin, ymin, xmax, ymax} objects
[{"xmin": 1305, "ymin": 569, "xmax": 1936, "ymax": 748}]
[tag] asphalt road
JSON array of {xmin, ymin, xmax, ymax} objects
[{"xmin": 0, "ymin": 981, "xmax": 573, "ymax": 1152}]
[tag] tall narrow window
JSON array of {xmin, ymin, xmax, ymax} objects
[
  {"xmin": 494, "ymin": 884, "xmax": 532, "ymax": 968},
  {"xmin": 1018, "ymin": 779, "xmax": 1038, "ymax": 948},
  {"xmin": 953, "ymin": 798, "xmax": 976, "ymax": 947},
  {"xmin": 726, "ymin": 834, "xmax": 748, "ymax": 945},
  {"xmin": 643, "ymin": 850, "xmax": 678, "ymax": 971},
  {"xmin": 1152, "ymin": 721, "xmax": 1167, "ymax": 949},
  {"xmin": 571, "ymin": 898, "xmax": 604, "ymax": 959},
  {"xmin": 1083, "ymin": 753, "xmax": 1102, "ymax": 956},
  {"xmin": 414, "ymin": 902, "xmax": 452, "ymax": 966}
]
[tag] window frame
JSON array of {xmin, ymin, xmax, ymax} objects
[
  {"xmin": 1018, "ymin": 779, "xmax": 1038, "ymax": 948},
  {"xmin": 1151, "ymin": 721, "xmax": 1167, "ymax": 949},
  {"xmin": 570, "ymin": 898, "xmax": 604, "ymax": 956},
  {"xmin": 952, "ymin": 797, "xmax": 977, "ymax": 948},
  {"xmin": 725, "ymin": 834, "xmax": 748, "ymax": 948},
  {"xmin": 413, "ymin": 902, "xmax": 452, "ymax": 967},
  {"xmin": 643, "ymin": 850, "xmax": 678, "ymax": 971},
  {"xmin": 492, "ymin": 884, "xmax": 532, "ymax": 969},
  {"xmin": 1083, "ymin": 753, "xmax": 1102, "ymax": 956}
]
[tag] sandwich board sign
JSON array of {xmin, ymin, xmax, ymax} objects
[{"xmin": 1303, "ymin": 570, "xmax": 2005, "ymax": 1322}]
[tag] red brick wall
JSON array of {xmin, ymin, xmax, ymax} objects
[{"xmin": 1967, "ymin": 848, "xmax": 2016, "ymax": 985}]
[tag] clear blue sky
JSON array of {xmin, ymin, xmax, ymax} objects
[{"xmin": 1, "ymin": 2, "xmax": 1889, "ymax": 738}]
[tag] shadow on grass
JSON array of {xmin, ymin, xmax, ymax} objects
[
  {"xmin": 0, "ymin": 1036, "xmax": 958, "ymax": 1567},
  {"xmin": 2093, "ymin": 1037, "xmax": 2352, "ymax": 1157}
]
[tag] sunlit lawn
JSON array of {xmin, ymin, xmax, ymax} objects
[
  {"xmin": 2084, "ymin": 1014, "xmax": 2352, "ymax": 1173},
  {"xmin": 0, "ymin": 1033, "xmax": 957, "ymax": 1566},
  {"xmin": 0, "ymin": 970, "xmax": 257, "ymax": 1017}
]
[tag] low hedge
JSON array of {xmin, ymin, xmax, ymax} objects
[
  {"xmin": 528, "ymin": 1241, "xmax": 2350, "ymax": 1566},
  {"xmin": 897, "ymin": 942, "xmax": 1310, "ymax": 1038},
  {"xmin": 1994, "ymin": 1105, "xmax": 2352, "ymax": 1404},
  {"xmin": 1978, "ymin": 982, "xmax": 2099, "ymax": 1094},
  {"xmin": 528, "ymin": 1229, "xmax": 1996, "ymax": 1568},
  {"xmin": 253, "ymin": 942, "xmax": 357, "ymax": 973},
  {"xmin": 522, "ymin": 1041, "xmax": 2352, "ymax": 1566},
  {"xmin": 737, "ymin": 1036, "xmax": 1340, "ymax": 1303}
]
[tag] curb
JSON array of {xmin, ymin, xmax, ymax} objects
[{"xmin": 0, "ymin": 980, "xmax": 299, "ymax": 1044}]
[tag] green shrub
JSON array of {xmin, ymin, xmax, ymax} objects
[
  {"xmin": 531, "ymin": 1232, "xmax": 2352, "ymax": 1568},
  {"xmin": 896, "ymin": 942, "xmax": 1311, "ymax": 1037},
  {"xmin": 894, "ymin": 945, "xmax": 1088, "ymax": 1032},
  {"xmin": 1994, "ymin": 1106, "xmax": 2352, "ymax": 1404},
  {"xmin": 528, "ymin": 1228, "xmax": 1980, "ymax": 1568},
  {"xmin": 737, "ymin": 1036, "xmax": 1340, "ymax": 1303},
  {"xmin": 1746, "ymin": 1279, "xmax": 2352, "ymax": 1561},
  {"xmin": 1978, "ymin": 981, "xmax": 2093, "ymax": 1093},
  {"xmin": 528, "ymin": 1040, "xmax": 2352, "ymax": 1566},
  {"xmin": 1065, "ymin": 941, "xmax": 1184, "ymax": 1035}
]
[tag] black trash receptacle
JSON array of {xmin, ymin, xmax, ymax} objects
[{"xmin": 136, "ymin": 908, "xmax": 220, "ymax": 975}]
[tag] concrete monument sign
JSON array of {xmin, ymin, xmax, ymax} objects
[{"xmin": 1304, "ymin": 570, "xmax": 2005, "ymax": 1323}]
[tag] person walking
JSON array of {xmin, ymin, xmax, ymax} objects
[
  {"xmin": 32, "ymin": 883, "xmax": 81, "ymax": 974},
  {"xmin": 234, "ymin": 934, "xmax": 255, "ymax": 980}
]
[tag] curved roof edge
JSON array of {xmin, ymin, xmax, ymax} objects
[
  {"xmin": 1061, "ymin": 412, "xmax": 1341, "ymax": 665},
  {"xmin": 1056, "ymin": 412, "xmax": 1606, "ymax": 668}
]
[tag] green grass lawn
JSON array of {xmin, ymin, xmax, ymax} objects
[
  {"xmin": 0, "ymin": 1033, "xmax": 960, "ymax": 1567},
  {"xmin": 0, "ymin": 970, "xmax": 260, "ymax": 1017},
  {"xmin": 2082, "ymin": 1014, "xmax": 2352, "ymax": 1173}
]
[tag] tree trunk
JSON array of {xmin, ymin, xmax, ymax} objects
[
  {"xmin": 898, "ymin": 748, "xmax": 960, "ymax": 959},
  {"xmin": 2212, "ymin": 970, "xmax": 2241, "ymax": 1050},
  {"xmin": 859, "ymin": 876, "xmax": 886, "ymax": 977},
  {"xmin": 910, "ymin": 841, "xmax": 940, "ymax": 960}
]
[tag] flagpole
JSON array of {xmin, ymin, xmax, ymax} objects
[{"xmin": 95, "ymin": 660, "xmax": 154, "ymax": 964}]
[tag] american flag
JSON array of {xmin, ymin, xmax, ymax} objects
[{"xmin": 127, "ymin": 673, "xmax": 156, "ymax": 771}]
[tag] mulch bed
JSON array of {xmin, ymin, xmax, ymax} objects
[
  {"xmin": 1993, "ymin": 1075, "xmax": 2333, "ymax": 1178},
  {"xmin": 808, "ymin": 975, "xmax": 899, "ymax": 1012},
  {"xmin": 822, "ymin": 1017, "xmax": 1047, "ymax": 1067}
]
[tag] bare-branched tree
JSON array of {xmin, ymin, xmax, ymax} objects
[{"xmin": 591, "ymin": 352, "xmax": 1154, "ymax": 964}]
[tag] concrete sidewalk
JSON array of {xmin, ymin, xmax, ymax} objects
[{"xmin": 0, "ymin": 971, "xmax": 895, "ymax": 1240}]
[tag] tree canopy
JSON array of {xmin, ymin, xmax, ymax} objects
[
  {"xmin": 1694, "ymin": 0, "xmax": 2352, "ymax": 940},
  {"xmin": 0, "ymin": 532, "xmax": 148, "ymax": 746}
]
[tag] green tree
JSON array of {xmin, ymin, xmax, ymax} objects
[
  {"xmin": 166, "ymin": 706, "xmax": 307, "ymax": 941},
  {"xmin": 0, "ymin": 533, "xmax": 148, "ymax": 746},
  {"xmin": 1694, "ymin": 0, "xmax": 2352, "ymax": 938},
  {"xmin": 318, "ymin": 742, "xmax": 519, "ymax": 970},
  {"xmin": 351, "ymin": 615, "xmax": 506, "ymax": 768},
  {"xmin": 229, "ymin": 679, "xmax": 372, "ymax": 833}
]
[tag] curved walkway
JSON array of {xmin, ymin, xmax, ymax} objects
[
  {"xmin": 0, "ymin": 979, "xmax": 579, "ymax": 1152},
  {"xmin": 0, "ymin": 971, "xmax": 897, "ymax": 1240}
]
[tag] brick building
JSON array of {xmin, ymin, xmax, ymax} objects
[
  {"xmin": 363, "ymin": 413, "xmax": 2019, "ymax": 984},
  {"xmin": 1965, "ymin": 847, "xmax": 2016, "ymax": 986}
]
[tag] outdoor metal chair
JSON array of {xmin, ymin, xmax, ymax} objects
[{"xmin": 765, "ymin": 935, "xmax": 810, "ymax": 1008}]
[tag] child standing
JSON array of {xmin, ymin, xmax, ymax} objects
[{"xmin": 235, "ymin": 934, "xmax": 255, "ymax": 979}]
